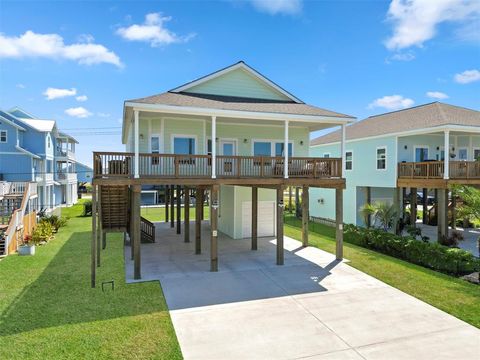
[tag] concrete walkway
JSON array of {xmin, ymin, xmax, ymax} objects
[
  {"xmin": 125, "ymin": 222, "xmax": 480, "ymax": 360},
  {"xmin": 416, "ymin": 223, "xmax": 480, "ymax": 256}
]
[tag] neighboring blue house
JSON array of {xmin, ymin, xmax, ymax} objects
[
  {"xmin": 76, "ymin": 162, "xmax": 93, "ymax": 183},
  {"xmin": 309, "ymin": 102, "xmax": 480, "ymax": 240},
  {"xmin": 0, "ymin": 108, "xmax": 79, "ymax": 211}
]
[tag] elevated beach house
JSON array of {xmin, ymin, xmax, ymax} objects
[
  {"xmin": 0, "ymin": 108, "xmax": 79, "ymax": 210},
  {"xmin": 91, "ymin": 61, "xmax": 354, "ymax": 286},
  {"xmin": 309, "ymin": 102, "xmax": 480, "ymax": 240}
]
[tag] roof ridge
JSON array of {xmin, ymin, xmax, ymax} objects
[{"xmin": 367, "ymin": 102, "xmax": 439, "ymax": 119}]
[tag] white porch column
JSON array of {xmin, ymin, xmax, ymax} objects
[
  {"xmin": 211, "ymin": 116, "xmax": 216, "ymax": 179},
  {"xmin": 444, "ymin": 130, "xmax": 450, "ymax": 180},
  {"xmin": 341, "ymin": 124, "xmax": 346, "ymax": 175},
  {"xmin": 134, "ymin": 110, "xmax": 139, "ymax": 178},
  {"xmin": 284, "ymin": 120, "xmax": 289, "ymax": 179}
]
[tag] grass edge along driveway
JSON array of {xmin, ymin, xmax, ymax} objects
[
  {"xmin": 284, "ymin": 217, "xmax": 480, "ymax": 329},
  {"xmin": 0, "ymin": 201, "xmax": 182, "ymax": 360}
]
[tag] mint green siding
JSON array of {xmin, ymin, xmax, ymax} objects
[
  {"xmin": 187, "ymin": 68, "xmax": 290, "ymax": 101},
  {"xmin": 309, "ymin": 135, "xmax": 397, "ymax": 224},
  {"xmin": 398, "ymin": 134, "xmax": 480, "ymax": 162},
  {"xmin": 134, "ymin": 115, "xmax": 309, "ymax": 157},
  {"xmin": 219, "ymin": 185, "xmax": 276, "ymax": 239}
]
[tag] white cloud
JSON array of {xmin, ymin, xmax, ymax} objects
[
  {"xmin": 426, "ymin": 91, "xmax": 449, "ymax": 99},
  {"xmin": 116, "ymin": 13, "xmax": 195, "ymax": 47},
  {"xmin": 385, "ymin": 0, "xmax": 480, "ymax": 50},
  {"xmin": 454, "ymin": 69, "xmax": 480, "ymax": 84},
  {"xmin": 65, "ymin": 106, "xmax": 92, "ymax": 118},
  {"xmin": 0, "ymin": 30, "xmax": 123, "ymax": 67},
  {"xmin": 390, "ymin": 52, "xmax": 415, "ymax": 61},
  {"xmin": 249, "ymin": 0, "xmax": 302, "ymax": 15},
  {"xmin": 76, "ymin": 95, "xmax": 88, "ymax": 102},
  {"xmin": 97, "ymin": 112, "xmax": 110, "ymax": 117},
  {"xmin": 16, "ymin": 83, "xmax": 25, "ymax": 89},
  {"xmin": 368, "ymin": 95, "xmax": 414, "ymax": 111},
  {"xmin": 43, "ymin": 87, "xmax": 77, "ymax": 100}
]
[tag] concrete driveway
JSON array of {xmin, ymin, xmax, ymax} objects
[{"xmin": 125, "ymin": 222, "xmax": 480, "ymax": 360}]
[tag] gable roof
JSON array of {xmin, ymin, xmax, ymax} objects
[
  {"xmin": 311, "ymin": 102, "xmax": 480, "ymax": 146},
  {"xmin": 0, "ymin": 110, "xmax": 26, "ymax": 131},
  {"xmin": 8, "ymin": 107, "xmax": 36, "ymax": 119},
  {"xmin": 16, "ymin": 118, "xmax": 56, "ymax": 132},
  {"xmin": 170, "ymin": 61, "xmax": 303, "ymax": 103}
]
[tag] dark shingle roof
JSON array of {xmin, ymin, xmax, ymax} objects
[
  {"xmin": 311, "ymin": 102, "xmax": 480, "ymax": 146},
  {"xmin": 127, "ymin": 91, "xmax": 355, "ymax": 119}
]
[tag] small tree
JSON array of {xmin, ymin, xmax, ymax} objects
[{"xmin": 454, "ymin": 185, "xmax": 480, "ymax": 221}]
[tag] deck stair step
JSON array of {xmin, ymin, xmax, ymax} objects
[{"xmin": 100, "ymin": 185, "xmax": 129, "ymax": 231}]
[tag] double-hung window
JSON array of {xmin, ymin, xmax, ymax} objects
[
  {"xmin": 0, "ymin": 130, "xmax": 6, "ymax": 143},
  {"xmin": 345, "ymin": 151, "xmax": 353, "ymax": 170},
  {"xmin": 376, "ymin": 147, "xmax": 387, "ymax": 170}
]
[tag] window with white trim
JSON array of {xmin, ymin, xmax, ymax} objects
[
  {"xmin": 345, "ymin": 151, "xmax": 353, "ymax": 170},
  {"xmin": 173, "ymin": 137, "xmax": 196, "ymax": 154},
  {"xmin": 474, "ymin": 149, "xmax": 480, "ymax": 161},
  {"xmin": 376, "ymin": 147, "xmax": 387, "ymax": 170},
  {"xmin": 0, "ymin": 130, "xmax": 6, "ymax": 143}
]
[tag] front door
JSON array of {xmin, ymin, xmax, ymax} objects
[{"xmin": 219, "ymin": 140, "xmax": 236, "ymax": 175}]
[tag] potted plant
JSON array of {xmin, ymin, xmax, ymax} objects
[{"xmin": 18, "ymin": 234, "xmax": 35, "ymax": 256}]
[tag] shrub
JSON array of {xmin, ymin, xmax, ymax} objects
[
  {"xmin": 40, "ymin": 215, "xmax": 68, "ymax": 232},
  {"xmin": 82, "ymin": 201, "xmax": 92, "ymax": 217},
  {"xmin": 31, "ymin": 221, "xmax": 54, "ymax": 244},
  {"xmin": 344, "ymin": 224, "xmax": 479, "ymax": 276}
]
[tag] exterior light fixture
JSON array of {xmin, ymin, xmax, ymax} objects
[
  {"xmin": 404, "ymin": 145, "xmax": 407, "ymax": 150},
  {"xmin": 243, "ymin": 138, "xmax": 248, "ymax": 143},
  {"xmin": 300, "ymin": 140, "xmax": 304, "ymax": 146},
  {"xmin": 212, "ymin": 200, "xmax": 219, "ymax": 210}
]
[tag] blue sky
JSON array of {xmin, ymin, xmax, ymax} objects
[{"xmin": 1, "ymin": 0, "xmax": 479, "ymax": 166}]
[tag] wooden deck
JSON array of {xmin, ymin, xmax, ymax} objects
[
  {"xmin": 398, "ymin": 161, "xmax": 480, "ymax": 188},
  {"xmin": 93, "ymin": 152, "xmax": 345, "ymax": 188}
]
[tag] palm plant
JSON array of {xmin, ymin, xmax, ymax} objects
[
  {"xmin": 374, "ymin": 202, "xmax": 398, "ymax": 231},
  {"xmin": 359, "ymin": 203, "xmax": 376, "ymax": 228}
]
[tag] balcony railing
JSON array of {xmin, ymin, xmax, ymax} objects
[
  {"xmin": 93, "ymin": 152, "xmax": 342, "ymax": 180},
  {"xmin": 56, "ymin": 172, "xmax": 77, "ymax": 181},
  {"xmin": 56, "ymin": 149, "xmax": 75, "ymax": 159},
  {"xmin": 398, "ymin": 161, "xmax": 480, "ymax": 180}
]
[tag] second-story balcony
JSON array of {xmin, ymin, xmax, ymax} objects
[
  {"xmin": 398, "ymin": 161, "xmax": 480, "ymax": 183},
  {"xmin": 35, "ymin": 173, "xmax": 54, "ymax": 183},
  {"xmin": 56, "ymin": 148, "xmax": 76, "ymax": 160},
  {"xmin": 93, "ymin": 152, "xmax": 342, "ymax": 183},
  {"xmin": 56, "ymin": 172, "xmax": 77, "ymax": 182}
]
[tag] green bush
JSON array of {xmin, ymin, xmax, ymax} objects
[
  {"xmin": 40, "ymin": 215, "xmax": 68, "ymax": 232},
  {"xmin": 82, "ymin": 201, "xmax": 92, "ymax": 217},
  {"xmin": 344, "ymin": 224, "xmax": 479, "ymax": 276},
  {"xmin": 31, "ymin": 221, "xmax": 54, "ymax": 244}
]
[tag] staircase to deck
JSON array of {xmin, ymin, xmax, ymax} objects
[{"xmin": 100, "ymin": 185, "xmax": 129, "ymax": 232}]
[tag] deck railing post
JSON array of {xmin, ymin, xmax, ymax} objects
[{"xmin": 134, "ymin": 110, "xmax": 139, "ymax": 179}]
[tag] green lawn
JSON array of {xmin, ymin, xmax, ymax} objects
[
  {"xmin": 141, "ymin": 205, "xmax": 210, "ymax": 222},
  {"xmin": 0, "ymin": 201, "xmax": 182, "ymax": 359},
  {"xmin": 284, "ymin": 216, "xmax": 480, "ymax": 328}
]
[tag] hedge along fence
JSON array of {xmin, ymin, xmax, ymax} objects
[{"xmin": 344, "ymin": 225, "xmax": 479, "ymax": 276}]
